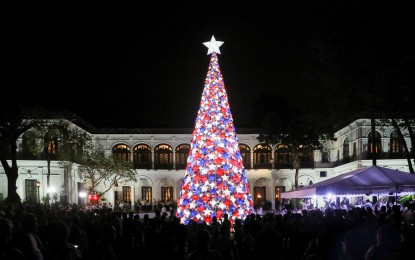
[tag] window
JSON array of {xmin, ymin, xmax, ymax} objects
[
  {"xmin": 253, "ymin": 186, "xmax": 266, "ymax": 206},
  {"xmin": 275, "ymin": 145, "xmax": 291, "ymax": 164},
  {"xmin": 390, "ymin": 130, "xmax": 402, "ymax": 154},
  {"xmin": 25, "ymin": 179, "xmax": 37, "ymax": 203},
  {"xmin": 253, "ymin": 144, "xmax": 272, "ymax": 169},
  {"xmin": 142, "ymin": 186, "xmax": 152, "ymax": 202},
  {"xmin": 47, "ymin": 139, "xmax": 57, "ymax": 155},
  {"xmin": 368, "ymin": 131, "xmax": 381, "ymax": 154},
  {"xmin": 112, "ymin": 144, "xmax": 131, "ymax": 161},
  {"xmin": 343, "ymin": 137, "xmax": 350, "ymax": 160},
  {"xmin": 133, "ymin": 144, "xmax": 151, "ymax": 169},
  {"xmin": 322, "ymin": 151, "xmax": 329, "ymax": 162},
  {"xmin": 122, "ymin": 186, "xmax": 131, "ymax": 204},
  {"xmin": 175, "ymin": 144, "xmax": 190, "ymax": 169},
  {"xmin": 161, "ymin": 186, "xmax": 173, "ymax": 202},
  {"xmin": 155, "ymin": 144, "xmax": 173, "ymax": 169},
  {"xmin": 238, "ymin": 144, "xmax": 251, "ymax": 169},
  {"xmin": 44, "ymin": 129, "xmax": 60, "ymax": 160},
  {"xmin": 320, "ymin": 171, "xmax": 327, "ymax": 177}
]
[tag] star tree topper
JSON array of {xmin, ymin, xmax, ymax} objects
[{"xmin": 203, "ymin": 35, "xmax": 224, "ymax": 55}]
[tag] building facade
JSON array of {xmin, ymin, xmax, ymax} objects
[{"xmin": 0, "ymin": 118, "xmax": 412, "ymax": 210}]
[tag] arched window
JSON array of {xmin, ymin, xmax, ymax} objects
[
  {"xmin": 343, "ymin": 137, "xmax": 350, "ymax": 160},
  {"xmin": 253, "ymin": 144, "xmax": 272, "ymax": 169},
  {"xmin": 175, "ymin": 144, "xmax": 190, "ymax": 169},
  {"xmin": 133, "ymin": 144, "xmax": 151, "ymax": 169},
  {"xmin": 238, "ymin": 144, "xmax": 251, "ymax": 169},
  {"xmin": 390, "ymin": 130, "xmax": 403, "ymax": 157},
  {"xmin": 298, "ymin": 146, "xmax": 314, "ymax": 168},
  {"xmin": 142, "ymin": 186, "xmax": 152, "ymax": 203},
  {"xmin": 154, "ymin": 144, "xmax": 173, "ymax": 169},
  {"xmin": 44, "ymin": 129, "xmax": 61, "ymax": 160},
  {"xmin": 112, "ymin": 144, "xmax": 131, "ymax": 161},
  {"xmin": 368, "ymin": 131, "xmax": 381, "ymax": 156},
  {"xmin": 275, "ymin": 144, "xmax": 292, "ymax": 169}
]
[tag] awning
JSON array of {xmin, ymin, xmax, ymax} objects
[{"xmin": 281, "ymin": 166, "xmax": 415, "ymax": 199}]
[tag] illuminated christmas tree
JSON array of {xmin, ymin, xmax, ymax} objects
[{"xmin": 176, "ymin": 36, "xmax": 254, "ymax": 225}]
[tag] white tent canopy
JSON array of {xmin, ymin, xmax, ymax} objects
[{"xmin": 281, "ymin": 166, "xmax": 415, "ymax": 199}]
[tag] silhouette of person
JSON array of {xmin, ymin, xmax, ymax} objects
[
  {"xmin": 186, "ymin": 228, "xmax": 223, "ymax": 260},
  {"xmin": 15, "ymin": 213, "xmax": 44, "ymax": 260},
  {"xmin": 0, "ymin": 217, "xmax": 27, "ymax": 260},
  {"xmin": 220, "ymin": 214, "xmax": 231, "ymax": 238},
  {"xmin": 43, "ymin": 221, "xmax": 81, "ymax": 260}
]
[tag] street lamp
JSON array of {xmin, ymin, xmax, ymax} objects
[
  {"xmin": 47, "ymin": 186, "xmax": 56, "ymax": 204},
  {"xmin": 79, "ymin": 191, "xmax": 86, "ymax": 205},
  {"xmin": 36, "ymin": 181, "xmax": 40, "ymax": 203}
]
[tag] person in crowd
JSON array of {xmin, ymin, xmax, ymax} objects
[
  {"xmin": 302, "ymin": 199, "xmax": 310, "ymax": 211},
  {"xmin": 220, "ymin": 214, "xmax": 231, "ymax": 237},
  {"xmin": 257, "ymin": 206, "xmax": 263, "ymax": 215},
  {"xmin": 68, "ymin": 214, "xmax": 89, "ymax": 259},
  {"xmin": 403, "ymin": 202, "xmax": 414, "ymax": 228},
  {"xmin": 211, "ymin": 225, "xmax": 239, "ymax": 260},
  {"xmin": 161, "ymin": 204, "xmax": 168, "ymax": 217},
  {"xmin": 363, "ymin": 199, "xmax": 373, "ymax": 210},
  {"xmin": 341, "ymin": 229, "xmax": 372, "ymax": 260},
  {"xmin": 43, "ymin": 221, "xmax": 81, "ymax": 260},
  {"xmin": 210, "ymin": 216, "xmax": 221, "ymax": 236},
  {"xmin": 301, "ymin": 231, "xmax": 340, "ymax": 260},
  {"xmin": 0, "ymin": 217, "xmax": 27, "ymax": 260},
  {"xmin": 89, "ymin": 223, "xmax": 117, "ymax": 260},
  {"xmin": 385, "ymin": 205, "xmax": 403, "ymax": 229},
  {"xmin": 364, "ymin": 224, "xmax": 401, "ymax": 260},
  {"xmin": 186, "ymin": 228, "xmax": 223, "ymax": 260},
  {"xmin": 14, "ymin": 213, "xmax": 44, "ymax": 260},
  {"xmin": 252, "ymin": 229, "xmax": 285, "ymax": 260}
]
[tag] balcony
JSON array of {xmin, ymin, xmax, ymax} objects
[
  {"xmin": 154, "ymin": 164, "xmax": 173, "ymax": 170},
  {"xmin": 253, "ymin": 163, "xmax": 273, "ymax": 169},
  {"xmin": 133, "ymin": 163, "xmax": 152, "ymax": 170}
]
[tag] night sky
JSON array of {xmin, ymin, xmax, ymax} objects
[{"xmin": 3, "ymin": 1, "xmax": 414, "ymax": 129}]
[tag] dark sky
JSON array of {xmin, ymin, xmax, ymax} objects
[{"xmin": 3, "ymin": 1, "xmax": 415, "ymax": 129}]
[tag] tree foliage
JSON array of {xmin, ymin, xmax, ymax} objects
[
  {"xmin": 0, "ymin": 105, "xmax": 47, "ymax": 205},
  {"xmin": 77, "ymin": 148, "xmax": 137, "ymax": 197},
  {"xmin": 255, "ymin": 93, "xmax": 327, "ymax": 189}
]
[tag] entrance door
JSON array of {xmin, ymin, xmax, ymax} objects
[{"xmin": 253, "ymin": 186, "xmax": 266, "ymax": 207}]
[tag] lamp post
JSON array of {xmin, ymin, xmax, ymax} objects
[
  {"xmin": 47, "ymin": 186, "xmax": 56, "ymax": 204},
  {"xmin": 36, "ymin": 181, "xmax": 40, "ymax": 203},
  {"xmin": 79, "ymin": 191, "xmax": 86, "ymax": 206}
]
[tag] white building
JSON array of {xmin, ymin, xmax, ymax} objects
[{"xmin": 0, "ymin": 118, "xmax": 412, "ymax": 210}]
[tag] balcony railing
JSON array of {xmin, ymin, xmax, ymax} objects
[
  {"xmin": 133, "ymin": 163, "xmax": 152, "ymax": 170},
  {"xmin": 154, "ymin": 164, "xmax": 173, "ymax": 170},
  {"xmin": 253, "ymin": 163, "xmax": 273, "ymax": 169},
  {"xmin": 14, "ymin": 151, "xmax": 409, "ymax": 170}
]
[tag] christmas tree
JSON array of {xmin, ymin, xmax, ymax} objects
[{"xmin": 176, "ymin": 36, "xmax": 254, "ymax": 225}]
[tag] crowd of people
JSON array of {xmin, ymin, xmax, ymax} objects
[{"xmin": 0, "ymin": 200, "xmax": 414, "ymax": 260}]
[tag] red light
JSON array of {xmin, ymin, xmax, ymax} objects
[{"xmin": 88, "ymin": 193, "xmax": 99, "ymax": 203}]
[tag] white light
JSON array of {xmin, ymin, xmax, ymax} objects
[
  {"xmin": 79, "ymin": 192, "xmax": 87, "ymax": 198},
  {"xmin": 326, "ymin": 193, "xmax": 332, "ymax": 199},
  {"xmin": 47, "ymin": 187, "xmax": 56, "ymax": 193}
]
